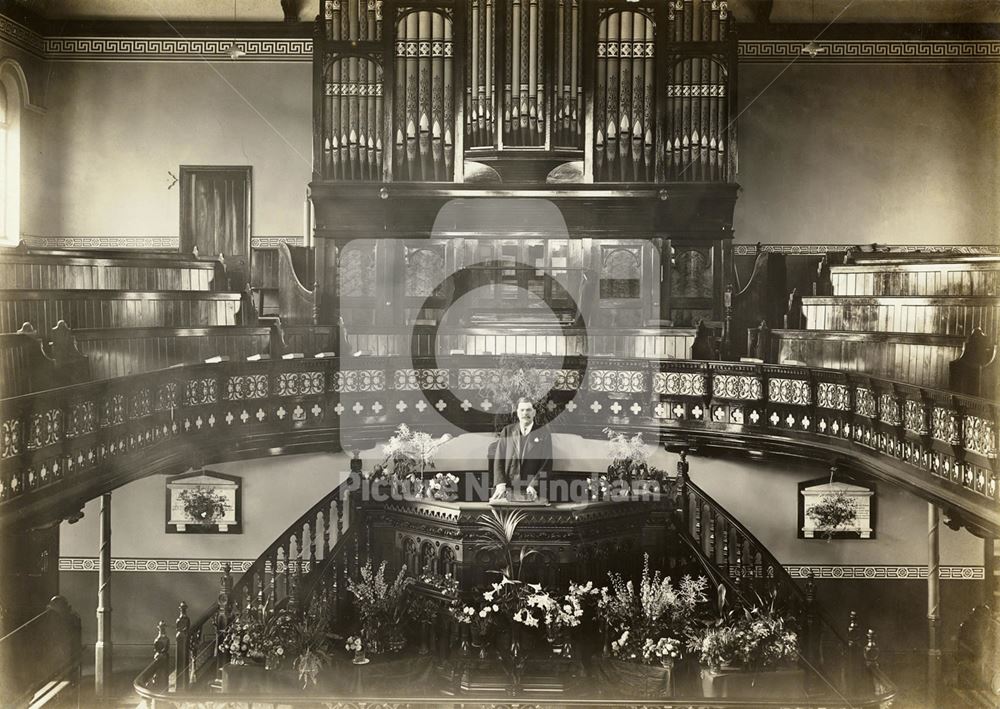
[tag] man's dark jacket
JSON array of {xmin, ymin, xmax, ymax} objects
[{"xmin": 491, "ymin": 423, "xmax": 552, "ymax": 488}]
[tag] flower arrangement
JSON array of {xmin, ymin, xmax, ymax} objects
[
  {"xmin": 373, "ymin": 424, "xmax": 452, "ymax": 493},
  {"xmin": 426, "ymin": 472, "xmax": 460, "ymax": 501},
  {"xmin": 806, "ymin": 489, "xmax": 857, "ymax": 540},
  {"xmin": 345, "ymin": 635, "xmax": 362, "ymax": 652},
  {"xmin": 347, "ymin": 560, "xmax": 414, "ymax": 655},
  {"xmin": 688, "ymin": 600, "xmax": 799, "ymax": 673},
  {"xmin": 520, "ymin": 580, "xmax": 596, "ymax": 632},
  {"xmin": 596, "ymin": 554, "xmax": 709, "ymax": 665},
  {"xmin": 642, "ymin": 636, "xmax": 682, "ymax": 666},
  {"xmin": 602, "ymin": 428, "xmax": 665, "ymax": 490},
  {"xmin": 178, "ymin": 485, "xmax": 229, "ymax": 524}
]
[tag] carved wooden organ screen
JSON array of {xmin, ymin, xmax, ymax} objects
[{"xmin": 314, "ymin": 0, "xmax": 735, "ymax": 182}]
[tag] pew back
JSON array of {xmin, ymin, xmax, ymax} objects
[
  {"xmin": 830, "ymin": 262, "xmax": 1000, "ymax": 297},
  {"xmin": 801, "ymin": 296, "xmax": 1000, "ymax": 337},
  {"xmin": 764, "ymin": 329, "xmax": 964, "ymax": 391},
  {"xmin": 0, "ymin": 250, "xmax": 225, "ymax": 291},
  {"xmin": 0, "ymin": 331, "xmax": 51, "ymax": 399},
  {"xmin": 0, "ymin": 290, "xmax": 244, "ymax": 332}
]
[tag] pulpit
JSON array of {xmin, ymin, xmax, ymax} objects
[{"xmin": 359, "ymin": 492, "xmax": 678, "ymax": 593}]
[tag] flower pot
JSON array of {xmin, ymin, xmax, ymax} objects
[
  {"xmin": 700, "ymin": 665, "xmax": 806, "ymax": 699},
  {"xmin": 596, "ymin": 655, "xmax": 675, "ymax": 698}
]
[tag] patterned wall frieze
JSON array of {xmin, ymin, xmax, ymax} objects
[
  {"xmin": 56, "ymin": 557, "xmax": 985, "ymax": 581},
  {"xmin": 712, "ymin": 374, "xmax": 762, "ymax": 401},
  {"xmin": 59, "ymin": 557, "xmax": 254, "ymax": 573},
  {"xmin": 739, "ymin": 40, "xmax": 1000, "ymax": 64},
  {"xmin": 44, "ymin": 37, "xmax": 311, "ymax": 62},
  {"xmin": 4, "ymin": 14, "xmax": 999, "ymax": 65},
  {"xmin": 654, "ymin": 371, "xmax": 707, "ymax": 397},
  {"xmin": 732, "ymin": 244, "xmax": 1000, "ymax": 256},
  {"xmin": 786, "ymin": 565, "xmax": 984, "ymax": 581}
]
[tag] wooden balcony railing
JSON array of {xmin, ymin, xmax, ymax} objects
[{"xmin": 1, "ymin": 355, "xmax": 996, "ymax": 536}]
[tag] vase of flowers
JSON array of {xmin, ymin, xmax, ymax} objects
[
  {"xmin": 602, "ymin": 428, "xmax": 666, "ymax": 499},
  {"xmin": 347, "ymin": 560, "xmax": 414, "ymax": 656},
  {"xmin": 595, "ymin": 554, "xmax": 709, "ymax": 698},
  {"xmin": 378, "ymin": 424, "xmax": 452, "ymax": 498},
  {"xmin": 346, "ymin": 635, "xmax": 368, "ymax": 665},
  {"xmin": 690, "ymin": 592, "xmax": 803, "ymax": 699}
]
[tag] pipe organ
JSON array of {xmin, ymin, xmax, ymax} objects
[{"xmin": 314, "ymin": 0, "xmax": 735, "ymax": 183}]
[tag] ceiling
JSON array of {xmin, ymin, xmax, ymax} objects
[{"xmin": 12, "ymin": 0, "xmax": 1000, "ymax": 24}]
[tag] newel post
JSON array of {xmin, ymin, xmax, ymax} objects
[
  {"xmin": 151, "ymin": 620, "xmax": 170, "ymax": 690},
  {"xmin": 174, "ymin": 601, "xmax": 190, "ymax": 690},
  {"xmin": 802, "ymin": 569, "xmax": 819, "ymax": 668}
]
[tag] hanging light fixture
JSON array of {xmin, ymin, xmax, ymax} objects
[
  {"xmin": 225, "ymin": 0, "xmax": 247, "ymax": 60},
  {"xmin": 801, "ymin": 1, "xmax": 828, "ymax": 57}
]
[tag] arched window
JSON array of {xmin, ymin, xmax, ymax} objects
[{"xmin": 0, "ymin": 62, "xmax": 24, "ymax": 245}]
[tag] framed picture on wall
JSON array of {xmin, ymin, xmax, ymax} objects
[
  {"xmin": 798, "ymin": 475, "xmax": 876, "ymax": 540},
  {"xmin": 166, "ymin": 470, "xmax": 242, "ymax": 534}
]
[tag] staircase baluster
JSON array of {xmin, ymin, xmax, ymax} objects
[
  {"xmin": 708, "ymin": 508, "xmax": 716, "ymax": 561},
  {"xmin": 268, "ymin": 552, "xmax": 277, "ymax": 604},
  {"xmin": 317, "ymin": 510, "xmax": 327, "ymax": 561},
  {"xmin": 277, "ymin": 546, "xmax": 288, "ymax": 601},
  {"xmin": 336, "ymin": 494, "xmax": 345, "ymax": 540},
  {"xmin": 721, "ymin": 519, "xmax": 730, "ymax": 574},
  {"xmin": 289, "ymin": 535, "xmax": 300, "ymax": 608},
  {"xmin": 693, "ymin": 496, "xmax": 702, "ymax": 543},
  {"xmin": 303, "ymin": 522, "xmax": 312, "ymax": 577}
]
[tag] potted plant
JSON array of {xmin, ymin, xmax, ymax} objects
[
  {"xmin": 346, "ymin": 559, "xmax": 414, "ymax": 656},
  {"xmin": 178, "ymin": 485, "xmax": 229, "ymax": 525},
  {"xmin": 594, "ymin": 554, "xmax": 709, "ymax": 697},
  {"xmin": 690, "ymin": 590, "xmax": 804, "ymax": 699}
]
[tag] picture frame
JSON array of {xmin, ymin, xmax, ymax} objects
[
  {"xmin": 166, "ymin": 470, "xmax": 242, "ymax": 534},
  {"xmin": 798, "ymin": 475, "xmax": 876, "ymax": 540}
]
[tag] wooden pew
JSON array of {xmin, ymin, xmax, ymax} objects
[
  {"xmin": 69, "ymin": 324, "xmax": 338, "ymax": 381},
  {"xmin": 754, "ymin": 327, "xmax": 968, "ymax": 391},
  {"xmin": 345, "ymin": 326, "xmax": 703, "ymax": 359},
  {"xmin": 800, "ymin": 296, "xmax": 1000, "ymax": 337},
  {"xmin": 276, "ymin": 242, "xmax": 315, "ymax": 325},
  {"xmin": 827, "ymin": 261, "xmax": 1000, "ymax": 297},
  {"xmin": 0, "ymin": 596, "xmax": 81, "ymax": 708},
  {"xmin": 0, "ymin": 325, "xmax": 53, "ymax": 399},
  {"xmin": 0, "ymin": 247, "xmax": 227, "ymax": 291},
  {"xmin": 0, "ymin": 290, "xmax": 246, "ymax": 332}
]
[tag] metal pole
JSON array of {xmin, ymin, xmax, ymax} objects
[
  {"xmin": 95, "ymin": 493, "xmax": 113, "ymax": 696},
  {"xmin": 927, "ymin": 502, "xmax": 941, "ymax": 705}
]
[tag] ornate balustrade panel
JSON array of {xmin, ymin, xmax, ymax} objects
[{"xmin": 1, "ymin": 357, "xmax": 997, "ymax": 534}]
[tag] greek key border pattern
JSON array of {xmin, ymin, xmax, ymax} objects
[
  {"xmin": 733, "ymin": 244, "xmax": 1000, "ymax": 256},
  {"xmin": 786, "ymin": 565, "xmax": 984, "ymax": 580},
  {"xmin": 0, "ymin": 16, "xmax": 45, "ymax": 55},
  {"xmin": 740, "ymin": 40, "xmax": 1000, "ymax": 63},
  {"xmin": 45, "ymin": 37, "xmax": 312, "ymax": 62}
]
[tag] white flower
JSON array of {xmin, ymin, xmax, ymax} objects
[
  {"xmin": 479, "ymin": 608, "xmax": 489, "ymax": 618},
  {"xmin": 483, "ymin": 590, "xmax": 495, "ymax": 601}
]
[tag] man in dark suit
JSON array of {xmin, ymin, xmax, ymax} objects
[{"xmin": 490, "ymin": 397, "xmax": 552, "ymax": 503}]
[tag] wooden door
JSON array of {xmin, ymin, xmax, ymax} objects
[{"xmin": 179, "ymin": 166, "xmax": 252, "ymax": 288}]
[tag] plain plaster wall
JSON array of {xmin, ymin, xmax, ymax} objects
[
  {"xmin": 31, "ymin": 60, "xmax": 311, "ymax": 238},
  {"xmin": 734, "ymin": 61, "xmax": 1000, "ymax": 246}
]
